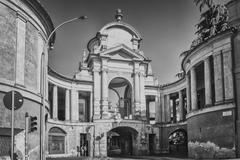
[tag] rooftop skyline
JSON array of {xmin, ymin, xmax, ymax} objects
[{"xmin": 40, "ymin": 0, "xmax": 229, "ymax": 84}]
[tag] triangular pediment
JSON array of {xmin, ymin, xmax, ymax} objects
[{"xmin": 99, "ymin": 44, "xmax": 145, "ymax": 61}]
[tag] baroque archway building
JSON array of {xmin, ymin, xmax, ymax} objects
[{"xmin": 1, "ymin": 0, "xmax": 240, "ymax": 159}]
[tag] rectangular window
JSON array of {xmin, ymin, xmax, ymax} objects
[
  {"xmin": 48, "ymin": 135, "xmax": 65, "ymax": 154},
  {"xmin": 78, "ymin": 92, "xmax": 90, "ymax": 122},
  {"xmin": 79, "ymin": 99, "xmax": 85, "ymax": 122}
]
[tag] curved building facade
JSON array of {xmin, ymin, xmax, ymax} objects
[{"xmin": 0, "ymin": 0, "xmax": 54, "ymax": 159}]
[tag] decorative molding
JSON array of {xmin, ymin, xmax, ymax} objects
[{"xmin": 186, "ymin": 102, "xmax": 235, "ymax": 119}]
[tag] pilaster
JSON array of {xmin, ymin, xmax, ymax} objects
[
  {"xmin": 16, "ymin": 13, "xmax": 27, "ymax": 86},
  {"xmin": 101, "ymin": 58, "xmax": 109, "ymax": 119},
  {"xmin": 134, "ymin": 62, "xmax": 141, "ymax": 118},
  {"xmin": 71, "ymin": 87, "xmax": 79, "ymax": 122},
  {"xmin": 139, "ymin": 71, "xmax": 146, "ymax": 120},
  {"xmin": 213, "ymin": 52, "xmax": 224, "ymax": 103},
  {"xmin": 93, "ymin": 69, "xmax": 101, "ymax": 120},
  {"xmin": 223, "ymin": 49, "xmax": 234, "ymax": 100}
]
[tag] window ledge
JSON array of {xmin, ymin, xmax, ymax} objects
[{"xmin": 186, "ymin": 102, "xmax": 235, "ymax": 119}]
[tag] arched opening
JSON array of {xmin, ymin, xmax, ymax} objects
[
  {"xmin": 107, "ymin": 126, "xmax": 138, "ymax": 157},
  {"xmin": 168, "ymin": 129, "xmax": 188, "ymax": 156},
  {"xmin": 108, "ymin": 77, "xmax": 132, "ymax": 120},
  {"xmin": 48, "ymin": 127, "xmax": 66, "ymax": 154}
]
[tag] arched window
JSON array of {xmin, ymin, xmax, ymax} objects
[
  {"xmin": 108, "ymin": 77, "xmax": 132, "ymax": 119},
  {"xmin": 168, "ymin": 129, "xmax": 187, "ymax": 145},
  {"xmin": 48, "ymin": 127, "xmax": 66, "ymax": 154}
]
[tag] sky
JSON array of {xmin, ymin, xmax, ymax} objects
[{"xmin": 40, "ymin": 0, "xmax": 229, "ymax": 84}]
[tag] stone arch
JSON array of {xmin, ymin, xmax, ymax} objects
[
  {"xmin": 107, "ymin": 126, "xmax": 138, "ymax": 156},
  {"xmin": 108, "ymin": 77, "xmax": 133, "ymax": 91},
  {"xmin": 168, "ymin": 128, "xmax": 188, "ymax": 155},
  {"xmin": 48, "ymin": 127, "xmax": 67, "ymax": 154},
  {"xmin": 108, "ymin": 77, "xmax": 133, "ymax": 119},
  {"xmin": 49, "ymin": 127, "xmax": 67, "ymax": 134},
  {"xmin": 108, "ymin": 74, "xmax": 133, "ymax": 88}
]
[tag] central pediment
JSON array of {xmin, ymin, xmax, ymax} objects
[{"xmin": 99, "ymin": 44, "xmax": 145, "ymax": 61}]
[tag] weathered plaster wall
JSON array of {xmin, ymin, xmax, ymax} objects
[
  {"xmin": 187, "ymin": 108, "xmax": 235, "ymax": 159},
  {"xmin": 25, "ymin": 22, "xmax": 38, "ymax": 91},
  {"xmin": 233, "ymin": 30, "xmax": 240, "ymax": 158},
  {"xmin": 0, "ymin": 92, "xmax": 41, "ymax": 159},
  {"xmin": 158, "ymin": 123, "xmax": 187, "ymax": 153},
  {"xmin": 46, "ymin": 121, "xmax": 96, "ymax": 158},
  {"xmin": 0, "ymin": 3, "xmax": 17, "ymax": 81}
]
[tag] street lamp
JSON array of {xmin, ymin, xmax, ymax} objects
[{"xmin": 40, "ymin": 16, "xmax": 87, "ymax": 160}]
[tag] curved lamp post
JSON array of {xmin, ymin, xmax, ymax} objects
[{"xmin": 40, "ymin": 16, "xmax": 87, "ymax": 160}]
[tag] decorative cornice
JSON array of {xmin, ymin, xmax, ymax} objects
[
  {"xmin": 48, "ymin": 67, "xmax": 93, "ymax": 85},
  {"xmin": 181, "ymin": 29, "xmax": 235, "ymax": 73}
]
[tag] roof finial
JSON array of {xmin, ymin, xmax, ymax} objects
[
  {"xmin": 115, "ymin": 8, "xmax": 123, "ymax": 22},
  {"xmin": 82, "ymin": 49, "xmax": 87, "ymax": 63}
]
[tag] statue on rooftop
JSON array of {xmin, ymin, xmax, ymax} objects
[{"xmin": 115, "ymin": 8, "xmax": 123, "ymax": 22}]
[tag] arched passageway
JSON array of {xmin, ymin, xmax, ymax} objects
[
  {"xmin": 168, "ymin": 129, "xmax": 188, "ymax": 156},
  {"xmin": 108, "ymin": 77, "xmax": 132, "ymax": 120},
  {"xmin": 107, "ymin": 126, "xmax": 138, "ymax": 157}
]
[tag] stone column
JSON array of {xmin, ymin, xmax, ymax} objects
[
  {"xmin": 53, "ymin": 85, "xmax": 58, "ymax": 120},
  {"xmin": 71, "ymin": 88, "xmax": 79, "ymax": 122},
  {"xmin": 186, "ymin": 73, "xmax": 191, "ymax": 112},
  {"xmin": 204, "ymin": 57, "xmax": 212, "ymax": 106},
  {"xmin": 165, "ymin": 94, "xmax": 171, "ymax": 122},
  {"xmin": 93, "ymin": 70, "xmax": 101, "ymax": 120},
  {"xmin": 190, "ymin": 67, "xmax": 197, "ymax": 110},
  {"xmin": 16, "ymin": 13, "xmax": 26, "ymax": 86},
  {"xmin": 160, "ymin": 93, "xmax": 165, "ymax": 122},
  {"xmin": 65, "ymin": 89, "xmax": 70, "ymax": 121},
  {"xmin": 223, "ymin": 49, "xmax": 234, "ymax": 101},
  {"xmin": 214, "ymin": 52, "xmax": 224, "ymax": 103},
  {"xmin": 155, "ymin": 95, "xmax": 160, "ymax": 123},
  {"xmin": 172, "ymin": 97, "xmax": 177, "ymax": 123},
  {"xmin": 179, "ymin": 90, "xmax": 184, "ymax": 121}
]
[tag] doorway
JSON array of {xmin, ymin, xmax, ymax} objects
[
  {"xmin": 107, "ymin": 126, "xmax": 138, "ymax": 157},
  {"xmin": 149, "ymin": 134, "xmax": 155, "ymax": 155}
]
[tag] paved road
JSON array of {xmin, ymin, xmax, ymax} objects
[{"xmin": 46, "ymin": 156, "xmax": 191, "ymax": 160}]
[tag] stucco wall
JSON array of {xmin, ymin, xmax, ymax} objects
[
  {"xmin": 158, "ymin": 123, "xmax": 187, "ymax": 153},
  {"xmin": 25, "ymin": 22, "xmax": 38, "ymax": 91},
  {"xmin": 0, "ymin": 3, "xmax": 17, "ymax": 81},
  {"xmin": 187, "ymin": 106, "xmax": 235, "ymax": 159}
]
